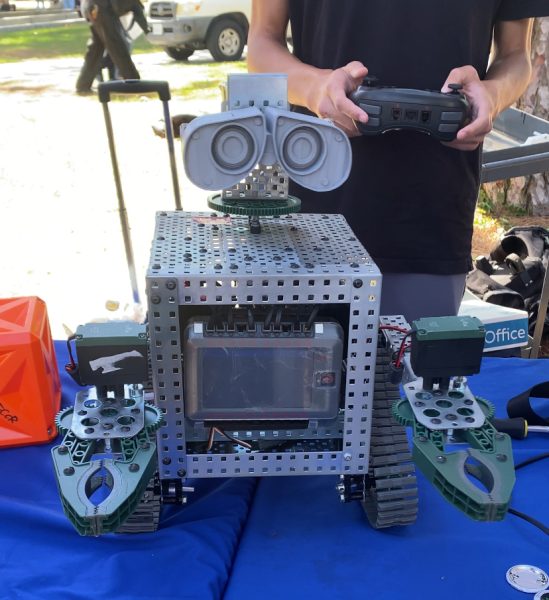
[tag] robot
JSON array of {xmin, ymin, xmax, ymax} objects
[{"xmin": 51, "ymin": 74, "xmax": 515, "ymax": 535}]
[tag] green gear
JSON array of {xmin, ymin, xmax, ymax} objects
[
  {"xmin": 144, "ymin": 403, "xmax": 163, "ymax": 433},
  {"xmin": 475, "ymin": 396, "xmax": 495, "ymax": 421},
  {"xmin": 392, "ymin": 397, "xmax": 415, "ymax": 427},
  {"xmin": 207, "ymin": 193, "xmax": 301, "ymax": 216},
  {"xmin": 55, "ymin": 406, "xmax": 74, "ymax": 436}
]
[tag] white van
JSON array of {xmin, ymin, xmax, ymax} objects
[{"xmin": 146, "ymin": 0, "xmax": 251, "ymax": 62}]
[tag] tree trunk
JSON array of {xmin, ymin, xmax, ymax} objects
[{"xmin": 482, "ymin": 18, "xmax": 549, "ymax": 216}]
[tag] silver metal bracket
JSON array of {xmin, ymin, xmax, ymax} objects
[{"xmin": 71, "ymin": 385, "xmax": 145, "ymax": 440}]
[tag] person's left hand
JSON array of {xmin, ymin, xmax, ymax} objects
[{"xmin": 441, "ymin": 65, "xmax": 498, "ymax": 151}]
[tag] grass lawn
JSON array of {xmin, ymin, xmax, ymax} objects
[{"xmin": 0, "ymin": 22, "xmax": 158, "ymax": 62}]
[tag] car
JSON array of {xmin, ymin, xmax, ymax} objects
[{"xmin": 146, "ymin": 0, "xmax": 250, "ymax": 62}]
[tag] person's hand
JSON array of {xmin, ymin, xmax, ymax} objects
[
  {"xmin": 441, "ymin": 65, "xmax": 498, "ymax": 151},
  {"xmin": 309, "ymin": 61, "xmax": 369, "ymax": 137}
]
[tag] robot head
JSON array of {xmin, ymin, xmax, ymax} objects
[{"xmin": 181, "ymin": 74, "xmax": 352, "ymax": 195}]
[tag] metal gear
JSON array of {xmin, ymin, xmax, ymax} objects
[{"xmin": 55, "ymin": 406, "xmax": 74, "ymax": 436}]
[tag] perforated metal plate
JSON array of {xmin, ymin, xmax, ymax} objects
[
  {"xmin": 71, "ymin": 385, "xmax": 145, "ymax": 440},
  {"xmin": 402, "ymin": 379, "xmax": 485, "ymax": 430},
  {"xmin": 147, "ymin": 212, "xmax": 381, "ymax": 480}
]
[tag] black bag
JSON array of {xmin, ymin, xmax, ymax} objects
[{"xmin": 466, "ymin": 226, "xmax": 549, "ymax": 335}]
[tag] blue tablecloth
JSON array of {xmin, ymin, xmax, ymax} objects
[{"xmin": 0, "ymin": 344, "xmax": 547, "ymax": 600}]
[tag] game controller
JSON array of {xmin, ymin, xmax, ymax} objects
[{"xmin": 350, "ymin": 77, "xmax": 470, "ymax": 142}]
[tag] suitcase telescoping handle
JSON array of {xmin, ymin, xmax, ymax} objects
[
  {"xmin": 98, "ymin": 80, "xmax": 183, "ymax": 305},
  {"xmin": 97, "ymin": 79, "xmax": 171, "ymax": 103},
  {"xmin": 98, "ymin": 79, "xmax": 182, "ymax": 211}
]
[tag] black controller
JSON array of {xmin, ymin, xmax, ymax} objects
[{"xmin": 350, "ymin": 77, "xmax": 470, "ymax": 142}]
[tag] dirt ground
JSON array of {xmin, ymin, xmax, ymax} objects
[{"xmin": 0, "ymin": 51, "xmax": 236, "ymax": 337}]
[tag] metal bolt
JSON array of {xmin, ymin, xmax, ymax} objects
[
  {"xmin": 162, "ymin": 457, "xmax": 172, "ymax": 465},
  {"xmin": 151, "ymin": 295, "xmax": 161, "ymax": 305},
  {"xmin": 166, "ymin": 280, "xmax": 177, "ymax": 290},
  {"xmin": 418, "ymin": 436, "xmax": 428, "ymax": 443},
  {"xmin": 58, "ymin": 445, "xmax": 69, "ymax": 455},
  {"xmin": 436, "ymin": 455, "xmax": 447, "ymax": 464},
  {"xmin": 496, "ymin": 454, "xmax": 508, "ymax": 462},
  {"xmin": 129, "ymin": 463, "xmax": 140, "ymax": 473},
  {"xmin": 140, "ymin": 442, "xmax": 151, "ymax": 450},
  {"xmin": 63, "ymin": 467, "xmax": 75, "ymax": 476},
  {"xmin": 353, "ymin": 279, "xmax": 363, "ymax": 288},
  {"xmin": 343, "ymin": 453, "xmax": 352, "ymax": 462},
  {"xmin": 177, "ymin": 469, "xmax": 186, "ymax": 478},
  {"xmin": 495, "ymin": 432, "xmax": 505, "ymax": 441}
]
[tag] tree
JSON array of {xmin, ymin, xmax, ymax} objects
[{"xmin": 482, "ymin": 18, "xmax": 549, "ymax": 216}]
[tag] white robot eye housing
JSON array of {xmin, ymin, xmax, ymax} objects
[{"xmin": 181, "ymin": 74, "xmax": 352, "ymax": 200}]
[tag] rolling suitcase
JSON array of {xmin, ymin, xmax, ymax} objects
[{"xmin": 98, "ymin": 80, "xmax": 182, "ymax": 304}]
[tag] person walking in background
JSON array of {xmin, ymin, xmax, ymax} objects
[{"xmin": 75, "ymin": 0, "xmax": 149, "ymax": 94}]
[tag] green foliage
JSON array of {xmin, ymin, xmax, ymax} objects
[
  {"xmin": 171, "ymin": 62, "xmax": 246, "ymax": 98},
  {"xmin": 0, "ymin": 23, "xmax": 156, "ymax": 63},
  {"xmin": 476, "ymin": 187, "xmax": 494, "ymax": 214}
]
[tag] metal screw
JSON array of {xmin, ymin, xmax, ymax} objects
[
  {"xmin": 63, "ymin": 467, "xmax": 75, "ymax": 476},
  {"xmin": 418, "ymin": 436, "xmax": 428, "ymax": 443},
  {"xmin": 353, "ymin": 279, "xmax": 363, "ymax": 288},
  {"xmin": 177, "ymin": 469, "xmax": 186, "ymax": 478},
  {"xmin": 166, "ymin": 280, "xmax": 177, "ymax": 290},
  {"xmin": 129, "ymin": 463, "xmax": 140, "ymax": 472},
  {"xmin": 151, "ymin": 295, "xmax": 161, "ymax": 305},
  {"xmin": 58, "ymin": 445, "xmax": 69, "ymax": 455},
  {"xmin": 103, "ymin": 423, "xmax": 113, "ymax": 430},
  {"xmin": 162, "ymin": 457, "xmax": 172, "ymax": 465},
  {"xmin": 140, "ymin": 442, "xmax": 151, "ymax": 450},
  {"xmin": 495, "ymin": 432, "xmax": 505, "ymax": 441},
  {"xmin": 343, "ymin": 453, "xmax": 352, "ymax": 462},
  {"xmin": 436, "ymin": 455, "xmax": 447, "ymax": 464},
  {"xmin": 496, "ymin": 454, "xmax": 508, "ymax": 462}
]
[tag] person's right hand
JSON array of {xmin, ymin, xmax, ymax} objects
[{"xmin": 308, "ymin": 61, "xmax": 369, "ymax": 137}]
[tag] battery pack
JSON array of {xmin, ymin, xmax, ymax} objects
[{"xmin": 0, "ymin": 297, "xmax": 61, "ymax": 447}]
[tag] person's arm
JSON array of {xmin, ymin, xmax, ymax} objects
[
  {"xmin": 442, "ymin": 19, "xmax": 534, "ymax": 151},
  {"xmin": 247, "ymin": 0, "xmax": 368, "ymax": 136}
]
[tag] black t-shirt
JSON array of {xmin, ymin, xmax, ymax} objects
[{"xmin": 288, "ymin": 0, "xmax": 549, "ymax": 274}]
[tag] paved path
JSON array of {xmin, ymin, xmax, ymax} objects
[{"xmin": 0, "ymin": 51, "xmax": 244, "ymax": 337}]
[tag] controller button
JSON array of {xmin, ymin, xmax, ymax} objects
[
  {"xmin": 438, "ymin": 123, "xmax": 459, "ymax": 133},
  {"xmin": 441, "ymin": 111, "xmax": 463, "ymax": 122},
  {"xmin": 359, "ymin": 103, "xmax": 382, "ymax": 116},
  {"xmin": 362, "ymin": 76, "xmax": 380, "ymax": 87}
]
